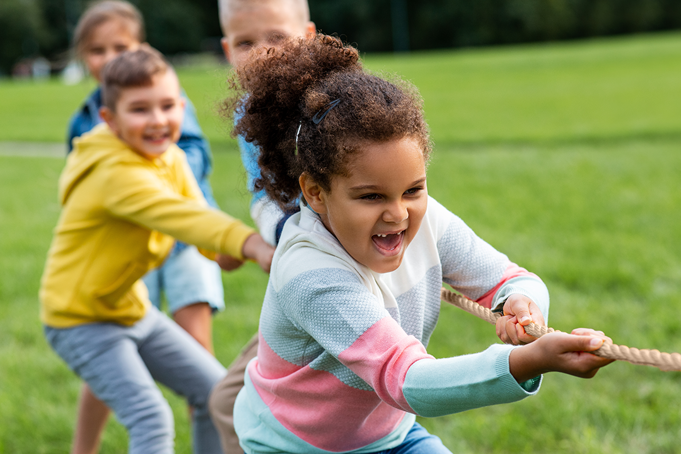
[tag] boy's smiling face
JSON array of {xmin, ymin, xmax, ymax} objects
[
  {"xmin": 101, "ymin": 70, "xmax": 185, "ymax": 160},
  {"xmin": 302, "ymin": 137, "xmax": 428, "ymax": 274},
  {"xmin": 221, "ymin": 2, "xmax": 315, "ymax": 69}
]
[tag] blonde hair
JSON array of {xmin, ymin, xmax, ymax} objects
[
  {"xmin": 73, "ymin": 0, "xmax": 145, "ymax": 57},
  {"xmin": 218, "ymin": 0, "xmax": 310, "ymax": 35},
  {"xmin": 101, "ymin": 44, "xmax": 170, "ymax": 110}
]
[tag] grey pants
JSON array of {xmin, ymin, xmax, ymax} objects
[{"xmin": 45, "ymin": 306, "xmax": 226, "ymax": 454}]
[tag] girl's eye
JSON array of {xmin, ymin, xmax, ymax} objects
[
  {"xmin": 162, "ymin": 102, "xmax": 175, "ymax": 111},
  {"xmin": 114, "ymin": 45, "xmax": 129, "ymax": 53},
  {"xmin": 88, "ymin": 47, "xmax": 105, "ymax": 55},
  {"xmin": 405, "ymin": 186, "xmax": 424, "ymax": 196}
]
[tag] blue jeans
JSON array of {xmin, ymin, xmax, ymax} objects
[
  {"xmin": 374, "ymin": 422, "xmax": 451, "ymax": 454},
  {"xmin": 45, "ymin": 306, "xmax": 226, "ymax": 454},
  {"xmin": 143, "ymin": 245, "xmax": 225, "ymax": 314}
]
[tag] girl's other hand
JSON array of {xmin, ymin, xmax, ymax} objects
[
  {"xmin": 509, "ymin": 329, "xmax": 614, "ymax": 382},
  {"xmin": 495, "ymin": 294, "xmax": 546, "ymax": 345},
  {"xmin": 216, "ymin": 253, "xmax": 244, "ymax": 272},
  {"xmin": 241, "ymin": 233, "xmax": 275, "ymax": 273}
]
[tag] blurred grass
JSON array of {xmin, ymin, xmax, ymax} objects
[{"xmin": 1, "ymin": 31, "xmax": 681, "ymax": 453}]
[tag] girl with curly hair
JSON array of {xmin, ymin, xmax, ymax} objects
[{"xmin": 224, "ymin": 35, "xmax": 612, "ymax": 454}]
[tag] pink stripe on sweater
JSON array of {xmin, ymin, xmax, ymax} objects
[
  {"xmin": 254, "ymin": 331, "xmax": 303, "ymax": 378},
  {"xmin": 475, "ymin": 262, "xmax": 539, "ymax": 308},
  {"xmin": 337, "ymin": 316, "xmax": 433, "ymax": 413},
  {"xmin": 249, "ymin": 324, "xmax": 426, "ymax": 452}
]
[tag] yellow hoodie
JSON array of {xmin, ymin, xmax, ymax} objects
[{"xmin": 40, "ymin": 124, "xmax": 255, "ymax": 328}]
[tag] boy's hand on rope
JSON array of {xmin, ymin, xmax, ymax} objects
[
  {"xmin": 241, "ymin": 233, "xmax": 275, "ymax": 273},
  {"xmin": 510, "ymin": 329, "xmax": 615, "ymax": 382},
  {"xmin": 495, "ymin": 294, "xmax": 546, "ymax": 345},
  {"xmin": 216, "ymin": 253, "xmax": 245, "ymax": 272}
]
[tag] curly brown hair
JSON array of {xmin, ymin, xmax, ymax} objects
[{"xmin": 224, "ymin": 34, "xmax": 431, "ymax": 212}]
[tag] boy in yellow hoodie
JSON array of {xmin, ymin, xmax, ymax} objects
[{"xmin": 40, "ymin": 45, "xmax": 273, "ymax": 453}]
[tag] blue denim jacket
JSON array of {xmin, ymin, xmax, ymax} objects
[{"xmin": 67, "ymin": 87, "xmax": 218, "ymax": 254}]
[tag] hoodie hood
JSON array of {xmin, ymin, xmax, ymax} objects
[{"xmin": 59, "ymin": 124, "xmax": 148, "ymax": 205}]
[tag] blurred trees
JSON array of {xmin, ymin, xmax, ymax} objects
[
  {"xmin": 0, "ymin": 0, "xmax": 48, "ymax": 76},
  {"xmin": 310, "ymin": 0, "xmax": 681, "ymax": 52},
  {"xmin": 0, "ymin": 0, "xmax": 222, "ymax": 75},
  {"xmin": 2, "ymin": 0, "xmax": 681, "ymax": 75}
]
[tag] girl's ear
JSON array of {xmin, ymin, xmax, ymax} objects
[
  {"xmin": 99, "ymin": 106, "xmax": 119, "ymax": 135},
  {"xmin": 299, "ymin": 173, "xmax": 327, "ymax": 215}
]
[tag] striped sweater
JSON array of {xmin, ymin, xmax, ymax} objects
[{"xmin": 234, "ymin": 197, "xmax": 550, "ymax": 453}]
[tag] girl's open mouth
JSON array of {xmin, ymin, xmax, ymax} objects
[{"xmin": 372, "ymin": 230, "xmax": 405, "ymax": 256}]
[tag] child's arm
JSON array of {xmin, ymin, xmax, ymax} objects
[
  {"xmin": 175, "ymin": 145, "xmax": 275, "ymax": 270},
  {"xmin": 273, "ymin": 264, "xmax": 538, "ymax": 419},
  {"xmin": 240, "ymin": 233, "xmax": 274, "ymax": 273},
  {"xmin": 101, "ymin": 161, "xmax": 270, "ymax": 267},
  {"xmin": 215, "ymin": 234, "xmax": 274, "ymax": 272},
  {"xmin": 509, "ymin": 329, "xmax": 614, "ymax": 382},
  {"xmin": 433, "ymin": 198, "xmax": 549, "ymax": 344}
]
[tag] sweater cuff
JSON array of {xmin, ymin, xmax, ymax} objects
[
  {"xmin": 221, "ymin": 222, "xmax": 256, "ymax": 260},
  {"xmin": 403, "ymin": 344, "xmax": 541, "ymax": 418}
]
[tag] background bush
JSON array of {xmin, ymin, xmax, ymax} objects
[{"xmin": 4, "ymin": 0, "xmax": 681, "ymax": 74}]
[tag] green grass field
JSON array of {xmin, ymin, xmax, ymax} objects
[{"xmin": 1, "ymin": 32, "xmax": 681, "ymax": 453}]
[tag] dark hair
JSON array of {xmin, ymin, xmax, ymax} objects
[
  {"xmin": 74, "ymin": 0, "xmax": 145, "ymax": 57},
  {"xmin": 101, "ymin": 44, "xmax": 170, "ymax": 110},
  {"xmin": 224, "ymin": 34, "xmax": 431, "ymax": 212}
]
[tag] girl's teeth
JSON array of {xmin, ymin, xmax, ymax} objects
[{"xmin": 376, "ymin": 232, "xmax": 403, "ymax": 238}]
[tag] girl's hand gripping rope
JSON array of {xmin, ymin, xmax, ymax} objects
[
  {"xmin": 509, "ymin": 329, "xmax": 615, "ymax": 382},
  {"xmin": 496, "ymin": 294, "xmax": 546, "ymax": 345}
]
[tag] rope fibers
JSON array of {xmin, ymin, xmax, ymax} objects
[{"xmin": 440, "ymin": 288, "xmax": 681, "ymax": 372}]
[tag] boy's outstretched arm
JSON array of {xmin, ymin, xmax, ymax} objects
[
  {"xmin": 240, "ymin": 233, "xmax": 275, "ymax": 273},
  {"xmin": 215, "ymin": 234, "xmax": 275, "ymax": 273},
  {"xmin": 215, "ymin": 253, "xmax": 244, "ymax": 271},
  {"xmin": 509, "ymin": 329, "xmax": 615, "ymax": 382}
]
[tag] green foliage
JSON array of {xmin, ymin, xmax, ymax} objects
[
  {"xmin": 5, "ymin": 0, "xmax": 681, "ymax": 77},
  {"xmin": 0, "ymin": 0, "xmax": 45, "ymax": 75},
  {"xmin": 2, "ymin": 0, "xmax": 223, "ymax": 76},
  {"xmin": 137, "ymin": 0, "xmax": 203, "ymax": 55},
  {"xmin": 310, "ymin": 0, "xmax": 681, "ymax": 52},
  {"xmin": 2, "ymin": 33, "xmax": 681, "ymax": 452}
]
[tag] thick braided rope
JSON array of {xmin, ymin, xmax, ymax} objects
[{"xmin": 440, "ymin": 288, "xmax": 681, "ymax": 372}]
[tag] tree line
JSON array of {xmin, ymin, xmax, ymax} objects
[{"xmin": 2, "ymin": 0, "xmax": 680, "ymax": 75}]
